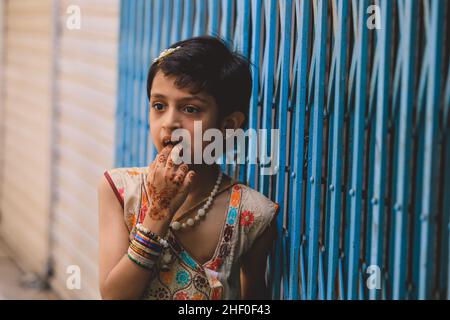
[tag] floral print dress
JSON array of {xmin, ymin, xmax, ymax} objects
[{"xmin": 104, "ymin": 166, "xmax": 279, "ymax": 300}]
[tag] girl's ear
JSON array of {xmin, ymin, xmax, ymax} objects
[{"xmin": 220, "ymin": 111, "xmax": 246, "ymax": 135}]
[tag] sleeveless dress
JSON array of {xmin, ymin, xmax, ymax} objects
[{"xmin": 104, "ymin": 166, "xmax": 279, "ymax": 300}]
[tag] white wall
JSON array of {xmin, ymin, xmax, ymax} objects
[
  {"xmin": 0, "ymin": 0, "xmax": 5, "ymax": 216},
  {"xmin": 49, "ymin": 0, "xmax": 118, "ymax": 299},
  {"xmin": 0, "ymin": 0, "xmax": 53, "ymax": 279},
  {"xmin": 0, "ymin": 0, "xmax": 119, "ymax": 299}
]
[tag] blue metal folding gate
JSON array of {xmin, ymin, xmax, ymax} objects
[{"xmin": 115, "ymin": 0, "xmax": 450, "ymax": 300}]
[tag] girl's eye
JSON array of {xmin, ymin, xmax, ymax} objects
[
  {"xmin": 152, "ymin": 102, "xmax": 165, "ymax": 111},
  {"xmin": 183, "ymin": 106, "xmax": 199, "ymax": 114}
]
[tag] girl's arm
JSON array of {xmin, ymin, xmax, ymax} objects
[
  {"xmin": 98, "ymin": 175, "xmax": 171, "ymax": 300},
  {"xmin": 240, "ymin": 220, "xmax": 278, "ymax": 300},
  {"xmin": 98, "ymin": 145, "xmax": 195, "ymax": 299}
]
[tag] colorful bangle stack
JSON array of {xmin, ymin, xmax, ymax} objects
[
  {"xmin": 127, "ymin": 223, "xmax": 169, "ymax": 270},
  {"xmin": 136, "ymin": 223, "xmax": 169, "ymax": 248}
]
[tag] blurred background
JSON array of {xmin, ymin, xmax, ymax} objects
[
  {"xmin": 0, "ymin": 0, "xmax": 449, "ymax": 300},
  {"xmin": 0, "ymin": 0, "xmax": 118, "ymax": 299}
]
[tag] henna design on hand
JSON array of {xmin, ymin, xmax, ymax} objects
[
  {"xmin": 157, "ymin": 154, "xmax": 167, "ymax": 164},
  {"xmin": 144, "ymin": 146, "xmax": 194, "ymax": 221},
  {"xmin": 167, "ymin": 158, "xmax": 174, "ymax": 168},
  {"xmin": 179, "ymin": 164, "xmax": 189, "ymax": 173},
  {"xmin": 145, "ymin": 181, "xmax": 187, "ymax": 220}
]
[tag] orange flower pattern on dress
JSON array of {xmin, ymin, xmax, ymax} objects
[
  {"xmin": 230, "ymin": 191, "xmax": 240, "ymax": 207},
  {"xmin": 160, "ymin": 270, "xmax": 174, "ymax": 285},
  {"xmin": 192, "ymin": 293, "xmax": 205, "ymax": 300},
  {"xmin": 240, "ymin": 210, "xmax": 255, "ymax": 226},
  {"xmin": 205, "ymin": 257, "xmax": 223, "ymax": 271},
  {"xmin": 174, "ymin": 291, "xmax": 189, "ymax": 300},
  {"xmin": 127, "ymin": 170, "xmax": 140, "ymax": 176},
  {"xmin": 211, "ymin": 287, "xmax": 222, "ymax": 300},
  {"xmin": 127, "ymin": 214, "xmax": 137, "ymax": 230}
]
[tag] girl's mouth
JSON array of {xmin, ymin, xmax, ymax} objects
[{"xmin": 162, "ymin": 135, "xmax": 183, "ymax": 148}]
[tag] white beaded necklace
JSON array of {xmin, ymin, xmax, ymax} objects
[{"xmin": 170, "ymin": 170, "xmax": 223, "ymax": 231}]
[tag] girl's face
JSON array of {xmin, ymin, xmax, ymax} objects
[{"xmin": 149, "ymin": 70, "xmax": 221, "ymax": 159}]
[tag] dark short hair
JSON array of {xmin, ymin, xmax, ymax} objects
[{"xmin": 146, "ymin": 35, "xmax": 252, "ymax": 127}]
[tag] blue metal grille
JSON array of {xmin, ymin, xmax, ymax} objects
[{"xmin": 116, "ymin": 0, "xmax": 450, "ymax": 300}]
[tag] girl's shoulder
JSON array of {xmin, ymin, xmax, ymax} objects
[
  {"xmin": 103, "ymin": 166, "xmax": 148, "ymax": 209},
  {"xmin": 230, "ymin": 182, "xmax": 280, "ymax": 249},
  {"xmin": 234, "ymin": 183, "xmax": 279, "ymax": 217}
]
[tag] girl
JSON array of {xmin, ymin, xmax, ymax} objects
[{"xmin": 98, "ymin": 36, "xmax": 279, "ymax": 300}]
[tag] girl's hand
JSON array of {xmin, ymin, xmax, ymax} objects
[{"xmin": 145, "ymin": 145, "xmax": 195, "ymax": 220}]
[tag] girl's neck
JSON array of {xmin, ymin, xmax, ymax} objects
[
  {"xmin": 173, "ymin": 163, "xmax": 226, "ymax": 220},
  {"xmin": 188, "ymin": 163, "xmax": 220, "ymax": 200}
]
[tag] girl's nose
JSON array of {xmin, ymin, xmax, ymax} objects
[{"xmin": 162, "ymin": 106, "xmax": 182, "ymax": 130}]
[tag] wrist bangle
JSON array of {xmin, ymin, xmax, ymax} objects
[
  {"xmin": 127, "ymin": 248, "xmax": 156, "ymax": 270},
  {"xmin": 128, "ymin": 233, "xmax": 162, "ymax": 270},
  {"xmin": 136, "ymin": 223, "xmax": 169, "ymax": 248}
]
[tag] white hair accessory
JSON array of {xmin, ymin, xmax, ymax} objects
[{"xmin": 153, "ymin": 45, "xmax": 182, "ymax": 64}]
